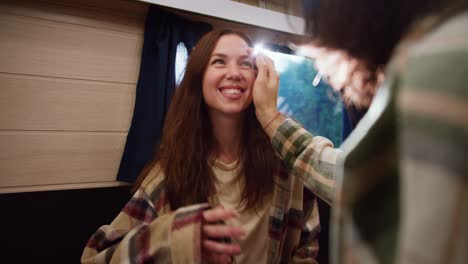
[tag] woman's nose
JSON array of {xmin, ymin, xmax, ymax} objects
[{"xmin": 225, "ymin": 64, "xmax": 241, "ymax": 80}]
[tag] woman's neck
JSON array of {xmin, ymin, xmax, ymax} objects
[{"xmin": 209, "ymin": 111, "xmax": 244, "ymax": 164}]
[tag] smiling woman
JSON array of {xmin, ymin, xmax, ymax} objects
[
  {"xmin": 81, "ymin": 29, "xmax": 324, "ymax": 264},
  {"xmin": 203, "ymin": 34, "xmax": 256, "ymax": 118}
]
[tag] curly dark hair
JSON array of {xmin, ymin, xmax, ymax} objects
[{"xmin": 299, "ymin": 0, "xmax": 460, "ymax": 107}]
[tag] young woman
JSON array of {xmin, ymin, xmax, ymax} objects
[{"xmin": 81, "ymin": 29, "xmax": 321, "ymax": 264}]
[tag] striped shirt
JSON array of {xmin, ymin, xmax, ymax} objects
[{"xmin": 271, "ymin": 8, "xmax": 468, "ymax": 264}]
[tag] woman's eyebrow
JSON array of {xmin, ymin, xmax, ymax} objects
[
  {"xmin": 210, "ymin": 53, "xmax": 251, "ymax": 59},
  {"xmin": 210, "ymin": 53, "xmax": 227, "ymax": 58}
]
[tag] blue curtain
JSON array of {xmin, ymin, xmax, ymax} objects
[{"xmin": 117, "ymin": 6, "xmax": 212, "ymax": 182}]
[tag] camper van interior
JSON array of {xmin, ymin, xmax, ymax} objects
[{"xmin": 0, "ymin": 0, "xmax": 342, "ymax": 262}]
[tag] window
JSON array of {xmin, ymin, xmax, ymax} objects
[
  {"xmin": 263, "ymin": 49, "xmax": 344, "ymax": 146},
  {"xmin": 174, "ymin": 42, "xmax": 189, "ymax": 87}
]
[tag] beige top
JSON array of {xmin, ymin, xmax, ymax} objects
[{"xmin": 211, "ymin": 160, "xmax": 270, "ymax": 264}]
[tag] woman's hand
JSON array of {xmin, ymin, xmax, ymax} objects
[
  {"xmin": 202, "ymin": 206, "xmax": 245, "ymax": 264},
  {"xmin": 252, "ymin": 52, "xmax": 280, "ymax": 128}
]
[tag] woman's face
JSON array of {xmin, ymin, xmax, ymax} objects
[{"xmin": 202, "ymin": 34, "xmax": 256, "ymax": 117}]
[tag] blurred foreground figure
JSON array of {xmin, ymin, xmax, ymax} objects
[{"xmin": 252, "ymin": 0, "xmax": 468, "ymax": 263}]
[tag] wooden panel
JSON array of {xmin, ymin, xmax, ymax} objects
[
  {"xmin": 50, "ymin": 0, "xmax": 149, "ymax": 19},
  {"xmin": 169, "ymin": 7, "xmax": 308, "ymax": 46},
  {"xmin": 142, "ymin": 0, "xmax": 305, "ymax": 36},
  {"xmin": 0, "ymin": 13, "xmax": 143, "ymax": 83},
  {"xmin": 0, "ymin": 0, "xmax": 148, "ymax": 192},
  {"xmin": 0, "ymin": 73, "xmax": 135, "ymax": 131},
  {"xmin": 0, "ymin": 181, "xmax": 131, "ymax": 194},
  {"xmin": 0, "ymin": 0, "xmax": 148, "ymax": 34},
  {"xmin": 233, "ymin": 0, "xmax": 304, "ymax": 17},
  {"xmin": 0, "ymin": 132, "xmax": 128, "ymax": 188}
]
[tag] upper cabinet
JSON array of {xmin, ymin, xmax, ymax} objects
[{"xmin": 138, "ymin": 0, "xmax": 306, "ymax": 35}]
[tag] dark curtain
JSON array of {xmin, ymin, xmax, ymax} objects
[
  {"xmin": 117, "ymin": 6, "xmax": 212, "ymax": 182},
  {"xmin": 342, "ymin": 104, "xmax": 368, "ymax": 140}
]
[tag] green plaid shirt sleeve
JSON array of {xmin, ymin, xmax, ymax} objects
[{"xmin": 271, "ymin": 118, "xmax": 342, "ymax": 204}]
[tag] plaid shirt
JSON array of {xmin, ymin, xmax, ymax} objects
[
  {"xmin": 272, "ymin": 8, "xmax": 468, "ymax": 264},
  {"xmin": 82, "ymin": 162, "xmax": 324, "ymax": 263}
]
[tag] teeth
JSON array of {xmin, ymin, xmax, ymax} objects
[{"xmin": 224, "ymin": 89, "xmax": 241, "ymax": 94}]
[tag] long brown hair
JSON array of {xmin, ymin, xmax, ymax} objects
[{"xmin": 135, "ymin": 29, "xmax": 278, "ymax": 210}]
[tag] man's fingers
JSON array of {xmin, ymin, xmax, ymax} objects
[
  {"xmin": 258, "ymin": 54, "xmax": 279, "ymax": 84},
  {"xmin": 255, "ymin": 53, "xmax": 279, "ymax": 89},
  {"xmin": 260, "ymin": 54, "xmax": 279, "ymax": 88},
  {"xmin": 261, "ymin": 54, "xmax": 275, "ymax": 72},
  {"xmin": 259, "ymin": 54, "xmax": 273, "ymax": 77},
  {"xmin": 255, "ymin": 54, "xmax": 268, "ymax": 84},
  {"xmin": 203, "ymin": 239, "xmax": 241, "ymax": 255}
]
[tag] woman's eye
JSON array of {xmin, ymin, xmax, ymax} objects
[
  {"xmin": 212, "ymin": 59, "xmax": 225, "ymax": 65},
  {"xmin": 240, "ymin": 61, "xmax": 253, "ymax": 68}
]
